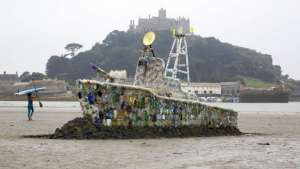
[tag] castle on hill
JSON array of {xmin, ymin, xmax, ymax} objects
[{"xmin": 129, "ymin": 8, "xmax": 190, "ymax": 33}]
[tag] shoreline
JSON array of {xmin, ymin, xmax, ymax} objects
[
  {"xmin": 1, "ymin": 95, "xmax": 300, "ymax": 102},
  {"xmin": 0, "ymin": 95, "xmax": 77, "ymax": 101}
]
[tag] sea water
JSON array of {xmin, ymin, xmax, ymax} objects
[
  {"xmin": 205, "ymin": 102, "xmax": 300, "ymax": 113},
  {"xmin": 0, "ymin": 101, "xmax": 300, "ymax": 113}
]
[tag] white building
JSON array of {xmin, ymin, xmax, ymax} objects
[{"xmin": 181, "ymin": 83, "xmax": 221, "ymax": 96}]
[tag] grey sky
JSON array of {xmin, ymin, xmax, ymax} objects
[{"xmin": 0, "ymin": 0, "xmax": 299, "ymax": 79}]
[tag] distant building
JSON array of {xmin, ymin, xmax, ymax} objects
[
  {"xmin": 220, "ymin": 82, "xmax": 240, "ymax": 97},
  {"xmin": 0, "ymin": 71, "xmax": 19, "ymax": 84},
  {"xmin": 129, "ymin": 8, "xmax": 190, "ymax": 33},
  {"xmin": 181, "ymin": 83, "xmax": 222, "ymax": 97},
  {"xmin": 181, "ymin": 82, "xmax": 240, "ymax": 97}
]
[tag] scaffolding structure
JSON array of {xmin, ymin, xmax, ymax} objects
[{"xmin": 164, "ymin": 31, "xmax": 191, "ymax": 86}]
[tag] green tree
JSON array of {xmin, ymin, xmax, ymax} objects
[
  {"xmin": 20, "ymin": 71, "xmax": 31, "ymax": 82},
  {"xmin": 31, "ymin": 72, "xmax": 47, "ymax": 81},
  {"xmin": 64, "ymin": 43, "xmax": 83, "ymax": 57},
  {"xmin": 46, "ymin": 30, "xmax": 286, "ymax": 83},
  {"xmin": 20, "ymin": 71, "xmax": 47, "ymax": 82},
  {"xmin": 46, "ymin": 55, "xmax": 70, "ymax": 79}
]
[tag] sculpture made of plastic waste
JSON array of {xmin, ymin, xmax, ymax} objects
[{"xmin": 76, "ymin": 32, "xmax": 238, "ymax": 129}]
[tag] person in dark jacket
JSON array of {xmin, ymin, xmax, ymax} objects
[{"xmin": 27, "ymin": 93, "xmax": 35, "ymax": 121}]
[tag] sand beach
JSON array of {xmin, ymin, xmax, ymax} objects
[{"xmin": 0, "ymin": 103, "xmax": 299, "ymax": 169}]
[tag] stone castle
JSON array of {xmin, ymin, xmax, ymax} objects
[{"xmin": 129, "ymin": 8, "xmax": 190, "ymax": 33}]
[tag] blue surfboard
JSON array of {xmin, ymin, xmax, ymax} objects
[{"xmin": 15, "ymin": 87, "xmax": 46, "ymax": 96}]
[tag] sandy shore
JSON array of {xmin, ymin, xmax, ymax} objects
[
  {"xmin": 0, "ymin": 107, "xmax": 299, "ymax": 169},
  {"xmin": 0, "ymin": 95, "xmax": 76, "ymax": 101}
]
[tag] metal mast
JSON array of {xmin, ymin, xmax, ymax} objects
[{"xmin": 164, "ymin": 28, "xmax": 191, "ymax": 86}]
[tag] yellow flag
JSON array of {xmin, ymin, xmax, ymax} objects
[
  {"xmin": 171, "ymin": 28, "xmax": 176, "ymax": 37},
  {"xmin": 189, "ymin": 26, "xmax": 194, "ymax": 33}
]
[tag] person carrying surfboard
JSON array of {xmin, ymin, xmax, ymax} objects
[
  {"xmin": 27, "ymin": 93, "xmax": 35, "ymax": 121},
  {"xmin": 15, "ymin": 86, "xmax": 45, "ymax": 120}
]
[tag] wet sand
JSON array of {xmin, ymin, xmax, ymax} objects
[{"xmin": 0, "ymin": 107, "xmax": 299, "ymax": 169}]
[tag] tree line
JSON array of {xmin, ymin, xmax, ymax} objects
[{"xmin": 46, "ymin": 30, "xmax": 285, "ymax": 84}]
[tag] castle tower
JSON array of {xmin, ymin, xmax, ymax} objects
[
  {"xmin": 129, "ymin": 20, "xmax": 135, "ymax": 31},
  {"xmin": 158, "ymin": 8, "xmax": 166, "ymax": 18}
]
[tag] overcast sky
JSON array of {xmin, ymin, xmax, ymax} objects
[{"xmin": 0, "ymin": 0, "xmax": 299, "ymax": 79}]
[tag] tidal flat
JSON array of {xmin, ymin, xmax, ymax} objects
[{"xmin": 0, "ymin": 105, "xmax": 299, "ymax": 169}]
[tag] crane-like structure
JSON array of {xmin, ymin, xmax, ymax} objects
[{"xmin": 164, "ymin": 27, "xmax": 191, "ymax": 87}]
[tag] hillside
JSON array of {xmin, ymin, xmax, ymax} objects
[{"xmin": 46, "ymin": 30, "xmax": 284, "ymax": 83}]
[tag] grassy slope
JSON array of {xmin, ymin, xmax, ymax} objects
[{"xmin": 241, "ymin": 76, "xmax": 275, "ymax": 88}]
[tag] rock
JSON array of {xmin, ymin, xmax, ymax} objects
[
  {"xmin": 50, "ymin": 117, "xmax": 242, "ymax": 139},
  {"xmin": 257, "ymin": 142, "xmax": 270, "ymax": 145}
]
